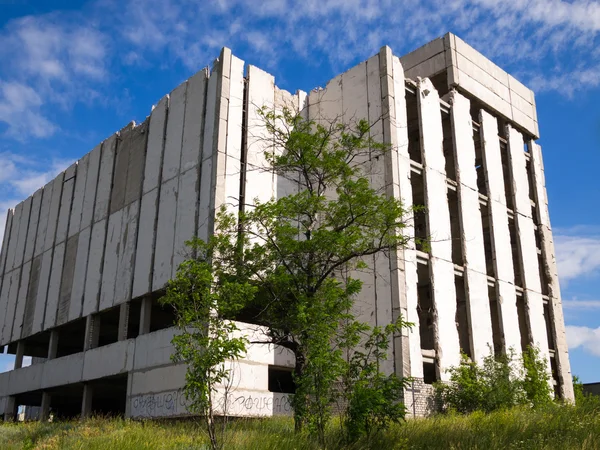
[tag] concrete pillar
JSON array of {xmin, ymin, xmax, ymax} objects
[
  {"xmin": 84, "ymin": 315, "xmax": 100, "ymax": 351},
  {"xmin": 529, "ymin": 141, "xmax": 574, "ymax": 401},
  {"xmin": 479, "ymin": 110, "xmax": 522, "ymax": 357},
  {"xmin": 139, "ymin": 297, "xmax": 152, "ymax": 335},
  {"xmin": 40, "ymin": 392, "xmax": 51, "ymax": 421},
  {"xmin": 506, "ymin": 126, "xmax": 550, "ymax": 364},
  {"xmin": 118, "ymin": 303, "xmax": 129, "ymax": 341},
  {"xmin": 4, "ymin": 396, "xmax": 16, "ymax": 421},
  {"xmin": 449, "ymin": 91, "xmax": 494, "ymax": 363},
  {"xmin": 14, "ymin": 341, "xmax": 25, "ymax": 369},
  {"xmin": 47, "ymin": 330, "xmax": 59, "ymax": 360},
  {"xmin": 417, "ymin": 77, "xmax": 461, "ymax": 380},
  {"xmin": 81, "ymin": 384, "xmax": 93, "ymax": 419}
]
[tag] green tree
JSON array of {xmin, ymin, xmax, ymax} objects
[
  {"xmin": 161, "ymin": 236, "xmax": 256, "ymax": 450},
  {"xmin": 164, "ymin": 105, "xmax": 414, "ymax": 446}
]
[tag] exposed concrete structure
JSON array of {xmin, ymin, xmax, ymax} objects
[{"xmin": 0, "ymin": 33, "xmax": 573, "ymax": 420}]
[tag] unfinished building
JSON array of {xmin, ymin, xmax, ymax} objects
[{"xmin": 0, "ymin": 32, "xmax": 573, "ymax": 420}]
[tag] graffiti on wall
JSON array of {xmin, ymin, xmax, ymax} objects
[{"xmin": 130, "ymin": 390, "xmax": 189, "ymax": 418}]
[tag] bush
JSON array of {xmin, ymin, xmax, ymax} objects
[{"xmin": 435, "ymin": 346, "xmax": 553, "ymax": 414}]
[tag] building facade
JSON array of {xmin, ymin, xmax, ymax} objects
[{"xmin": 0, "ymin": 33, "xmax": 573, "ymax": 421}]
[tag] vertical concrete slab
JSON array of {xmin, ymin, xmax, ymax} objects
[
  {"xmin": 197, "ymin": 63, "xmax": 220, "ymax": 242},
  {"xmin": 152, "ymin": 177, "xmax": 177, "ymax": 290},
  {"xmin": 44, "ymin": 241, "xmax": 65, "ymax": 329},
  {"xmin": 450, "ymin": 91, "xmax": 493, "ymax": 362},
  {"xmin": 95, "ymin": 135, "xmax": 118, "ymax": 223},
  {"xmin": 245, "ymin": 65, "xmax": 275, "ymax": 209},
  {"xmin": 507, "ymin": 127, "xmax": 549, "ymax": 361},
  {"xmin": 0, "ymin": 271, "xmax": 15, "ymax": 345},
  {"xmin": 530, "ymin": 142, "xmax": 574, "ymax": 400},
  {"xmin": 99, "ymin": 210, "xmax": 123, "ymax": 311},
  {"xmin": 55, "ymin": 164, "xmax": 76, "ymax": 245},
  {"xmin": 417, "ymin": 77, "xmax": 461, "ymax": 379},
  {"xmin": 393, "ymin": 56, "xmax": 422, "ymax": 378},
  {"xmin": 162, "ymin": 82, "xmax": 187, "ymax": 183},
  {"xmin": 172, "ymin": 169, "xmax": 198, "ymax": 275},
  {"xmin": 115, "ymin": 201, "xmax": 139, "ymax": 306},
  {"xmin": 23, "ymin": 190, "xmax": 43, "ymax": 263},
  {"xmin": 43, "ymin": 174, "xmax": 64, "ymax": 252},
  {"xmin": 56, "ymin": 234, "xmax": 78, "ymax": 325},
  {"xmin": 142, "ymin": 96, "xmax": 169, "ymax": 195},
  {"xmin": 32, "ymin": 250, "xmax": 52, "ymax": 334},
  {"xmin": 480, "ymin": 110, "xmax": 522, "ymax": 355},
  {"xmin": 132, "ymin": 189, "xmax": 159, "ymax": 298},
  {"xmin": 2, "ymin": 270, "xmax": 21, "ymax": 344},
  {"xmin": 0, "ymin": 210, "xmax": 14, "ymax": 278},
  {"xmin": 4, "ymin": 204, "xmax": 22, "ymax": 273},
  {"xmin": 21, "ymin": 254, "xmax": 41, "ymax": 337},
  {"xmin": 34, "ymin": 184, "xmax": 51, "ymax": 258},
  {"xmin": 180, "ymin": 69, "xmax": 208, "ymax": 173},
  {"xmin": 14, "ymin": 197, "xmax": 32, "ymax": 270},
  {"xmin": 69, "ymin": 154, "xmax": 88, "ymax": 237},
  {"xmin": 11, "ymin": 260, "xmax": 31, "ymax": 341},
  {"xmin": 124, "ymin": 121, "xmax": 149, "ymax": 207},
  {"xmin": 81, "ymin": 144, "xmax": 102, "ymax": 230},
  {"xmin": 83, "ymin": 219, "xmax": 107, "ymax": 316},
  {"xmin": 110, "ymin": 133, "xmax": 131, "ymax": 215},
  {"xmin": 68, "ymin": 227, "xmax": 91, "ymax": 322}
]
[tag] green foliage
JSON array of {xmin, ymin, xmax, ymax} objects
[
  {"xmin": 342, "ymin": 320, "xmax": 412, "ymax": 442},
  {"xmin": 161, "ymin": 239, "xmax": 256, "ymax": 450},
  {"xmin": 436, "ymin": 346, "xmax": 553, "ymax": 414}
]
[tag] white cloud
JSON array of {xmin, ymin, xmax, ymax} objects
[
  {"xmin": 567, "ymin": 325, "xmax": 600, "ymax": 357},
  {"xmin": 562, "ymin": 299, "xmax": 600, "ymax": 310},
  {"xmin": 554, "ymin": 230, "xmax": 600, "ymax": 284}
]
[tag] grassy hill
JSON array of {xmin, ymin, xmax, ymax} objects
[{"xmin": 1, "ymin": 401, "xmax": 599, "ymax": 449}]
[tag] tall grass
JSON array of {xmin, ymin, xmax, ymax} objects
[{"xmin": 1, "ymin": 400, "xmax": 599, "ymax": 449}]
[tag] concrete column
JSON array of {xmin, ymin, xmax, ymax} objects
[
  {"xmin": 506, "ymin": 126, "xmax": 549, "ymax": 364},
  {"xmin": 14, "ymin": 341, "xmax": 25, "ymax": 369},
  {"xmin": 479, "ymin": 110, "xmax": 522, "ymax": 357},
  {"xmin": 81, "ymin": 384, "xmax": 93, "ymax": 419},
  {"xmin": 139, "ymin": 297, "xmax": 152, "ymax": 335},
  {"xmin": 4, "ymin": 396, "xmax": 16, "ymax": 421},
  {"xmin": 449, "ymin": 91, "xmax": 494, "ymax": 363},
  {"xmin": 417, "ymin": 77, "xmax": 461, "ymax": 380},
  {"xmin": 47, "ymin": 330, "xmax": 59, "ymax": 360},
  {"xmin": 118, "ymin": 302, "xmax": 129, "ymax": 341},
  {"xmin": 84, "ymin": 314, "xmax": 100, "ymax": 351},
  {"xmin": 40, "ymin": 392, "xmax": 51, "ymax": 421},
  {"xmin": 529, "ymin": 141, "xmax": 574, "ymax": 400}
]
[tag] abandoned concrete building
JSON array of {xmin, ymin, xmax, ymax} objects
[{"xmin": 0, "ymin": 32, "xmax": 574, "ymax": 421}]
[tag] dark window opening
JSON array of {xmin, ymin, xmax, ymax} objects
[
  {"xmin": 97, "ymin": 306, "xmax": 121, "ymax": 348},
  {"xmin": 411, "ymin": 172, "xmax": 427, "ymax": 252},
  {"xmin": 488, "ymin": 285, "xmax": 503, "ymax": 355},
  {"xmin": 455, "ymin": 275, "xmax": 471, "ymax": 359},
  {"xmin": 423, "ymin": 360, "xmax": 438, "ymax": 385},
  {"xmin": 417, "ymin": 263, "xmax": 435, "ymax": 351},
  {"xmin": 442, "ymin": 113, "xmax": 456, "ymax": 181},
  {"xmin": 544, "ymin": 303, "xmax": 555, "ymax": 352},
  {"xmin": 448, "ymin": 190, "xmax": 463, "ymax": 266},
  {"xmin": 525, "ymin": 158, "xmax": 536, "ymax": 204},
  {"xmin": 550, "ymin": 356, "xmax": 560, "ymax": 399},
  {"xmin": 90, "ymin": 375, "xmax": 128, "ymax": 417},
  {"xmin": 499, "ymin": 140, "xmax": 515, "ymax": 211},
  {"xmin": 56, "ymin": 318, "xmax": 86, "ymax": 358},
  {"xmin": 516, "ymin": 296, "xmax": 530, "ymax": 352},
  {"xmin": 406, "ymin": 91, "xmax": 422, "ymax": 163},
  {"xmin": 480, "ymin": 203, "xmax": 495, "ymax": 277},
  {"xmin": 473, "ymin": 127, "xmax": 488, "ymax": 196},
  {"xmin": 150, "ymin": 296, "xmax": 177, "ymax": 332},
  {"xmin": 127, "ymin": 299, "xmax": 141, "ymax": 340},
  {"xmin": 508, "ymin": 218, "xmax": 523, "ymax": 288},
  {"xmin": 539, "ymin": 254, "xmax": 549, "ymax": 296},
  {"xmin": 268, "ymin": 366, "xmax": 296, "ymax": 394}
]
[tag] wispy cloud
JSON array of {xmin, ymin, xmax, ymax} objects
[
  {"xmin": 567, "ymin": 325, "xmax": 600, "ymax": 357},
  {"xmin": 554, "ymin": 226, "xmax": 600, "ymax": 284},
  {"xmin": 562, "ymin": 299, "xmax": 600, "ymax": 310}
]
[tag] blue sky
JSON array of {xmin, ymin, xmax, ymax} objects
[{"xmin": 0, "ymin": 0, "xmax": 599, "ymax": 382}]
